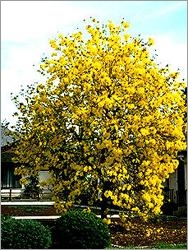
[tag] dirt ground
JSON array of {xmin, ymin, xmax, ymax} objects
[{"xmin": 1, "ymin": 205, "xmax": 187, "ymax": 248}]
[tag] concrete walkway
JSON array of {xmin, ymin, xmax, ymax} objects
[
  {"xmin": 1, "ymin": 201, "xmax": 54, "ymax": 205},
  {"xmin": 12, "ymin": 214, "xmax": 120, "ymax": 220}
]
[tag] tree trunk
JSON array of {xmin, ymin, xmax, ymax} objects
[
  {"xmin": 100, "ymin": 180, "xmax": 111, "ymax": 219},
  {"xmin": 101, "ymin": 196, "xmax": 108, "ymax": 219}
]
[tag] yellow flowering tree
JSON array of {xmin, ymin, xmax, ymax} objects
[{"xmin": 12, "ymin": 18, "xmax": 186, "ymax": 221}]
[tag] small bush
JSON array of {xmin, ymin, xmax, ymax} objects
[
  {"xmin": 1, "ymin": 215, "xmax": 11, "ymax": 223},
  {"xmin": 21, "ymin": 176, "xmax": 42, "ymax": 199},
  {"xmin": 53, "ymin": 209, "xmax": 111, "ymax": 249},
  {"xmin": 1, "ymin": 218, "xmax": 52, "ymax": 249}
]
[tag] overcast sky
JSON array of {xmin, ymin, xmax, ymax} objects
[{"xmin": 1, "ymin": 1, "xmax": 187, "ymax": 126}]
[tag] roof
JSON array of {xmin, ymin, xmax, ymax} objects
[
  {"xmin": 1, "ymin": 124, "xmax": 18, "ymax": 163},
  {"xmin": 1, "ymin": 124, "xmax": 16, "ymax": 147}
]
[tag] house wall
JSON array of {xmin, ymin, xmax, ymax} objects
[
  {"xmin": 168, "ymin": 153, "xmax": 187, "ymax": 206},
  {"xmin": 184, "ymin": 155, "xmax": 187, "ymax": 204},
  {"xmin": 39, "ymin": 170, "xmax": 50, "ymax": 183},
  {"xmin": 168, "ymin": 170, "xmax": 178, "ymax": 203}
]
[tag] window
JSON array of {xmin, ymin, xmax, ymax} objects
[{"xmin": 1, "ymin": 164, "xmax": 21, "ymax": 188}]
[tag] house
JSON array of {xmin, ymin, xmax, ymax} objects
[
  {"xmin": 163, "ymin": 150, "xmax": 187, "ymax": 215},
  {"xmin": 1, "ymin": 123, "xmax": 50, "ymax": 200},
  {"xmin": 1, "ymin": 124, "xmax": 22, "ymax": 199}
]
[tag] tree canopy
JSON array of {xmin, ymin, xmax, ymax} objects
[{"xmin": 12, "ymin": 18, "xmax": 186, "ymax": 221}]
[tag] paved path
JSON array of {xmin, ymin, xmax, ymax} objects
[{"xmin": 12, "ymin": 214, "xmax": 120, "ymax": 219}]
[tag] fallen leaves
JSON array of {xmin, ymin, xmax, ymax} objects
[{"xmin": 109, "ymin": 217, "xmax": 187, "ymax": 248}]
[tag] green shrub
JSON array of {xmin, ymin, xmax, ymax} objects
[
  {"xmin": 21, "ymin": 176, "xmax": 42, "ymax": 199},
  {"xmin": 53, "ymin": 209, "xmax": 111, "ymax": 249},
  {"xmin": 1, "ymin": 215, "xmax": 11, "ymax": 223},
  {"xmin": 1, "ymin": 218, "xmax": 52, "ymax": 249}
]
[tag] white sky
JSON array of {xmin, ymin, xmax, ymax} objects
[{"xmin": 1, "ymin": 1, "xmax": 187, "ymax": 126}]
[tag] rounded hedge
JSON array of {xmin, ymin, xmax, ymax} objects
[
  {"xmin": 1, "ymin": 215, "xmax": 11, "ymax": 223},
  {"xmin": 1, "ymin": 217, "xmax": 52, "ymax": 249},
  {"xmin": 53, "ymin": 209, "xmax": 111, "ymax": 249}
]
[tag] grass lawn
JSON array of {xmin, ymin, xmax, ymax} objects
[
  {"xmin": 111, "ymin": 243, "xmax": 187, "ymax": 249},
  {"xmin": 154, "ymin": 242, "xmax": 187, "ymax": 249}
]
